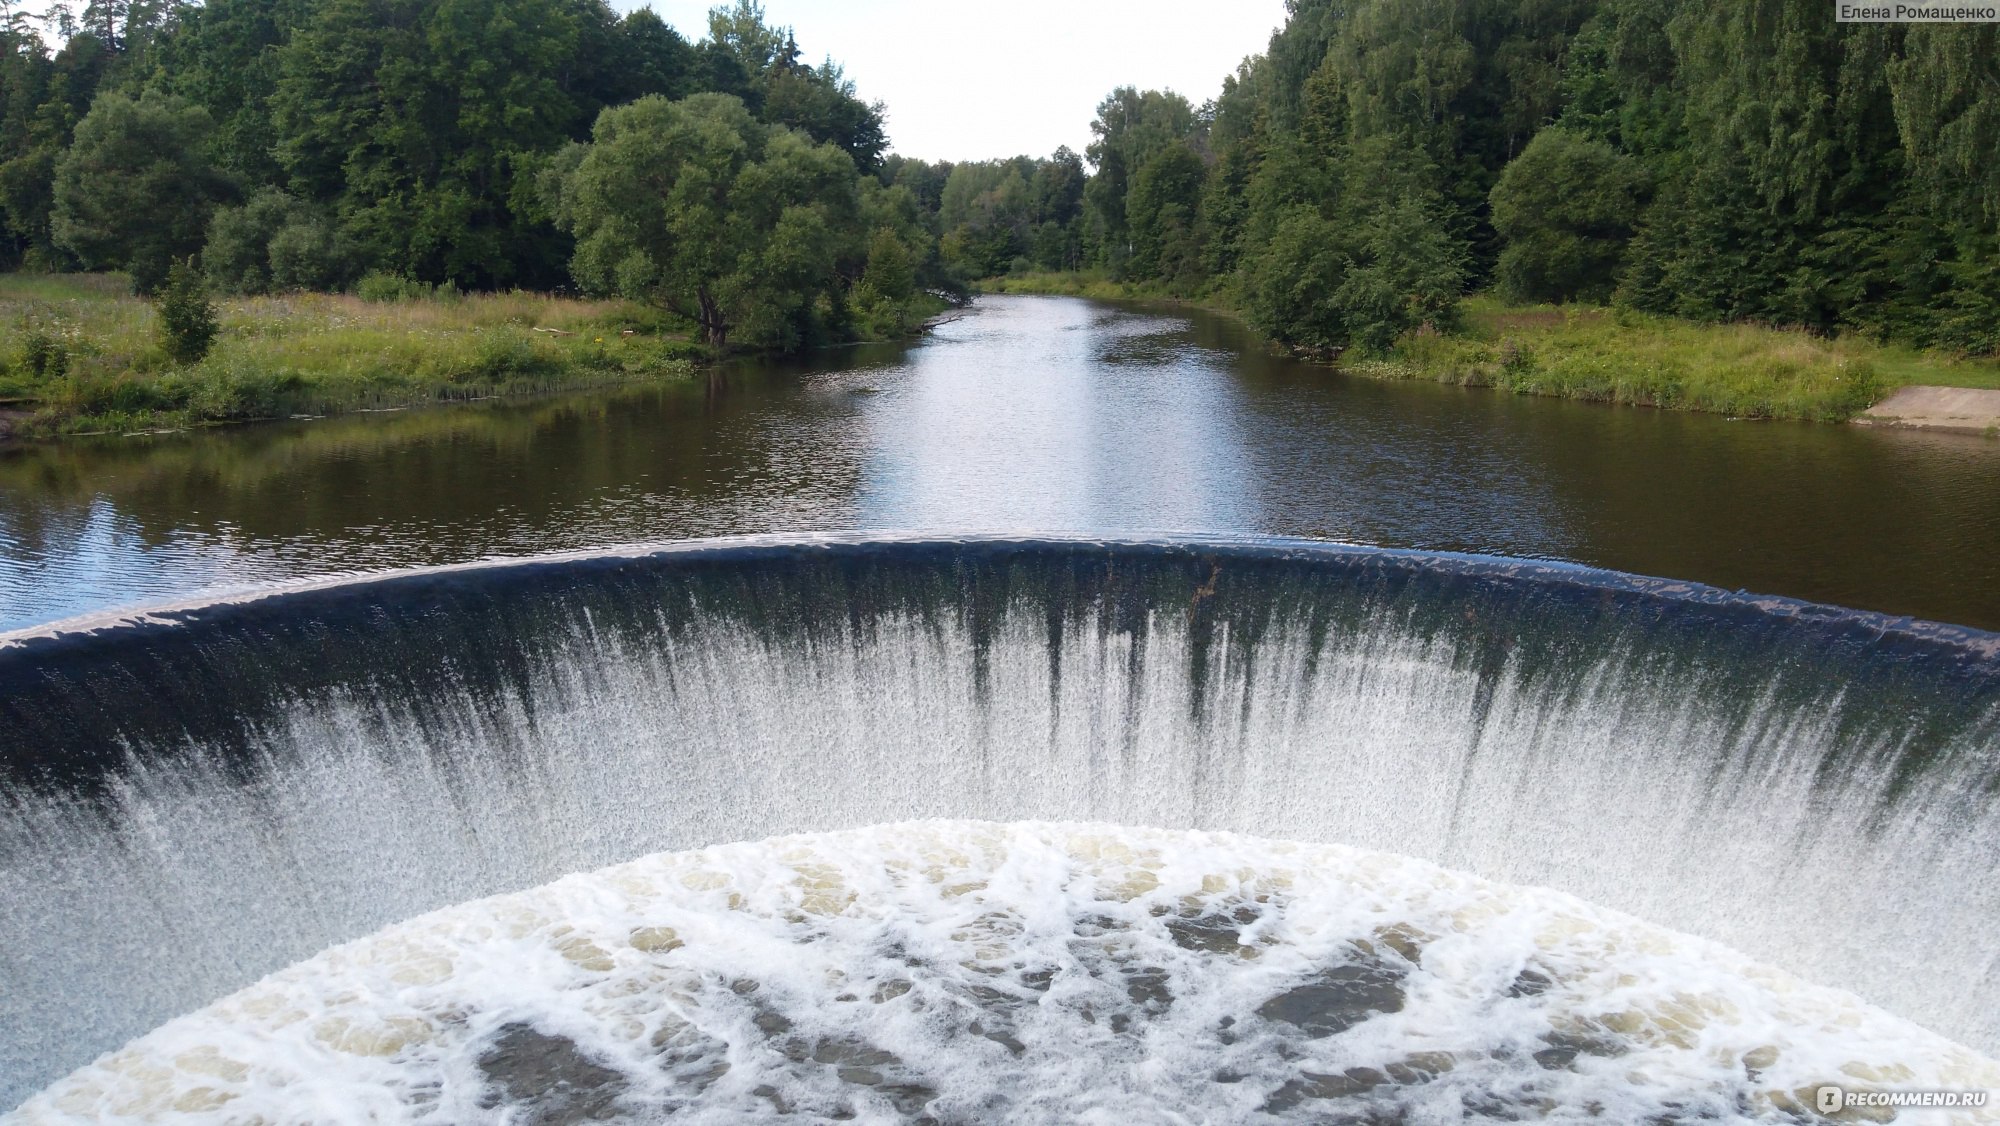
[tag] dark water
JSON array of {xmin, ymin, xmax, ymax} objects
[{"xmin": 4, "ymin": 295, "xmax": 1999, "ymax": 632}]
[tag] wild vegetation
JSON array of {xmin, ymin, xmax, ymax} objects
[
  {"xmin": 1366, "ymin": 299, "xmax": 1998, "ymax": 422},
  {"xmin": 0, "ymin": 0, "xmax": 952, "ymax": 433},
  {"xmin": 1, "ymin": 0, "xmax": 1997, "ymax": 434},
  {"xmin": 0, "ymin": 273, "xmax": 705, "ymax": 436},
  {"xmin": 956, "ymin": 0, "xmax": 2000, "ymax": 416}
]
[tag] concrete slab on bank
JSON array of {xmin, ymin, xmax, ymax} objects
[{"xmin": 1855, "ymin": 386, "xmax": 2000, "ymax": 435}]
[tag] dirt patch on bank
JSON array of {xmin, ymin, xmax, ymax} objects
[{"xmin": 1856, "ymin": 386, "xmax": 2000, "ymax": 435}]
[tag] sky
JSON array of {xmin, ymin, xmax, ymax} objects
[{"xmin": 629, "ymin": 1, "xmax": 1290, "ymax": 162}]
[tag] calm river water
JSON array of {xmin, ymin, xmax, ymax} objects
[{"xmin": 4, "ymin": 294, "xmax": 1999, "ymax": 632}]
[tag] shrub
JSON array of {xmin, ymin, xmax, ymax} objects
[
  {"xmin": 268, "ymin": 218, "xmax": 351, "ymax": 292},
  {"xmin": 859, "ymin": 227, "xmax": 915, "ymax": 301},
  {"xmin": 356, "ymin": 271, "xmax": 435, "ymax": 302},
  {"xmin": 205, "ymin": 190, "xmax": 296, "ymax": 295},
  {"xmin": 18, "ymin": 327, "xmax": 68, "ymax": 380},
  {"xmin": 157, "ymin": 259, "xmax": 220, "ymax": 364},
  {"xmin": 206, "ymin": 190, "xmax": 355, "ymax": 295}
]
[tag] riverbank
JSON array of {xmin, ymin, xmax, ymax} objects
[
  {"xmin": 0, "ymin": 274, "xmax": 712, "ymax": 439},
  {"xmin": 981, "ymin": 273, "xmax": 2000, "ymax": 423},
  {"xmin": 1856, "ymin": 386, "xmax": 2000, "ymax": 435}
]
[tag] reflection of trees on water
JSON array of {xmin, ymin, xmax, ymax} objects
[
  {"xmin": 0, "ymin": 367, "xmax": 886, "ymax": 627},
  {"xmin": 5, "ymin": 299, "xmax": 2000, "ymax": 631}
]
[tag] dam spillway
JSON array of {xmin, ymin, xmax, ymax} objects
[{"xmin": 1, "ymin": 535, "xmax": 1997, "ymax": 1109}]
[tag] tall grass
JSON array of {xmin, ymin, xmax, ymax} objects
[
  {"xmin": 1366, "ymin": 301, "xmax": 1903, "ymax": 421},
  {"xmin": 978, "ymin": 276, "xmax": 2000, "ymax": 422},
  {"xmin": 0, "ymin": 275, "xmax": 703, "ymax": 436},
  {"xmin": 979, "ymin": 270, "xmax": 1143, "ymax": 301}
]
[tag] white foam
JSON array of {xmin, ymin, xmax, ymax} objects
[{"xmin": 11, "ymin": 822, "xmax": 1996, "ymax": 1124}]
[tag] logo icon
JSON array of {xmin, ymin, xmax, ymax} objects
[{"xmin": 1818, "ymin": 1086, "xmax": 1845, "ymax": 1113}]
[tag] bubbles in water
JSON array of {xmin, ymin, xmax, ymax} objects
[{"xmin": 13, "ymin": 822, "xmax": 1996, "ymax": 1124}]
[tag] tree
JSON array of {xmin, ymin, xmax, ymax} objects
[
  {"xmin": 52, "ymin": 90, "xmax": 227, "ymax": 292},
  {"xmin": 269, "ymin": 0, "xmax": 584, "ymax": 287},
  {"xmin": 156, "ymin": 257, "xmax": 219, "ymax": 363},
  {"xmin": 1242, "ymin": 140, "xmax": 1464, "ymax": 355},
  {"xmin": 1084, "ymin": 86, "xmax": 1198, "ymax": 270},
  {"xmin": 153, "ymin": 0, "xmax": 314, "ymax": 185},
  {"xmin": 552, "ymin": 93, "xmax": 858, "ymax": 353},
  {"xmin": 205, "ymin": 187, "xmax": 350, "ymax": 293},
  {"xmin": 1489, "ymin": 127, "xmax": 1648, "ymax": 303},
  {"xmin": 1126, "ymin": 141, "xmax": 1207, "ymax": 283},
  {"xmin": 702, "ymin": 0, "xmax": 884, "ymax": 171},
  {"xmin": 858, "ymin": 225, "xmax": 913, "ymax": 302}
]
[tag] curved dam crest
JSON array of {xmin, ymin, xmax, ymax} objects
[{"xmin": 1, "ymin": 535, "xmax": 1997, "ymax": 1108}]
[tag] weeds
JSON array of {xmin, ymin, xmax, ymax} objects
[
  {"xmin": 0, "ymin": 273, "xmax": 700, "ymax": 436},
  {"xmin": 981, "ymin": 276, "xmax": 2000, "ymax": 422}
]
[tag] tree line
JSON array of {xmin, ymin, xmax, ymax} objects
[
  {"xmin": 921, "ymin": 0, "xmax": 1995, "ymax": 357},
  {"xmin": 3, "ymin": 0, "xmax": 1995, "ymax": 357},
  {"xmin": 0, "ymin": 0, "xmax": 947, "ymax": 349}
]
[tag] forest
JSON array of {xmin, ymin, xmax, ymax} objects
[
  {"xmin": 1, "ymin": 0, "xmax": 1996, "ymax": 362},
  {"xmin": 0, "ymin": 0, "xmax": 945, "ymax": 352},
  {"xmin": 933, "ymin": 0, "xmax": 2000, "ymax": 359}
]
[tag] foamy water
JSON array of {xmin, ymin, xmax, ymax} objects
[{"xmin": 13, "ymin": 822, "xmax": 1996, "ymax": 1124}]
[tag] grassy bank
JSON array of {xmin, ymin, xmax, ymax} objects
[
  {"xmin": 980, "ymin": 270, "xmax": 1159, "ymax": 302},
  {"xmin": 980, "ymin": 274, "xmax": 2000, "ymax": 422},
  {"xmin": 0, "ymin": 274, "xmax": 707, "ymax": 438},
  {"xmin": 1373, "ymin": 298, "xmax": 2000, "ymax": 422}
]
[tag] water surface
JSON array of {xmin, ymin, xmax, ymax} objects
[{"xmin": 4, "ymin": 295, "xmax": 1997, "ymax": 630}]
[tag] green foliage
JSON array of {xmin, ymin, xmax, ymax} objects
[
  {"xmin": 354, "ymin": 271, "xmax": 449, "ymax": 302},
  {"xmin": 205, "ymin": 188, "xmax": 353, "ymax": 295},
  {"xmin": 859, "ymin": 226, "xmax": 914, "ymax": 302},
  {"xmin": 0, "ymin": 275, "xmax": 704, "ymax": 434},
  {"xmin": 1172, "ymin": 0, "xmax": 2000, "ymax": 356},
  {"xmin": 553, "ymin": 93, "xmax": 859, "ymax": 353},
  {"xmin": 938, "ymin": 160, "xmax": 1032, "ymax": 277},
  {"xmin": 51, "ymin": 91, "xmax": 229, "ymax": 293},
  {"xmin": 1241, "ymin": 140, "xmax": 1466, "ymax": 356},
  {"xmin": 1243, "ymin": 200, "xmax": 1465, "ymax": 357},
  {"xmin": 0, "ymin": 0, "xmax": 891, "ymax": 301},
  {"xmin": 265, "ymin": 214, "xmax": 350, "ymax": 293},
  {"xmin": 1362, "ymin": 297, "xmax": 1910, "ymax": 421},
  {"xmin": 1490, "ymin": 128, "xmax": 1648, "ymax": 303},
  {"xmin": 156, "ymin": 259, "xmax": 220, "ymax": 364},
  {"xmin": 17, "ymin": 324, "xmax": 69, "ymax": 380},
  {"xmin": 1244, "ymin": 207, "xmax": 1352, "ymax": 353},
  {"xmin": 268, "ymin": 0, "xmax": 586, "ymax": 288},
  {"xmin": 2, "ymin": 0, "xmax": 1996, "ymax": 369},
  {"xmin": 1890, "ymin": 26, "xmax": 2000, "ymax": 225},
  {"xmin": 1083, "ymin": 86, "xmax": 1199, "ymax": 273},
  {"xmin": 1127, "ymin": 142, "xmax": 1206, "ymax": 288}
]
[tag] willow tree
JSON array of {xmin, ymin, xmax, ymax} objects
[
  {"xmin": 552, "ymin": 92, "xmax": 859, "ymax": 353},
  {"xmin": 51, "ymin": 90, "xmax": 227, "ymax": 292},
  {"xmin": 1489, "ymin": 127, "xmax": 1648, "ymax": 303}
]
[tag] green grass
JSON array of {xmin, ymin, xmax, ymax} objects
[
  {"xmin": 980, "ymin": 274, "xmax": 2000, "ymax": 422},
  {"xmin": 1370, "ymin": 297, "xmax": 2000, "ymax": 422},
  {"xmin": 979, "ymin": 270, "xmax": 1147, "ymax": 301},
  {"xmin": 0, "ymin": 273, "xmax": 707, "ymax": 437}
]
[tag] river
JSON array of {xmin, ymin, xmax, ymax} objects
[{"xmin": 4, "ymin": 293, "xmax": 1999, "ymax": 631}]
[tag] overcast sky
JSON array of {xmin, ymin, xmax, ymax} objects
[{"xmin": 629, "ymin": 1, "xmax": 1289, "ymax": 162}]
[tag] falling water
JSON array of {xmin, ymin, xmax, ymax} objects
[{"xmin": 2, "ymin": 536, "xmax": 1997, "ymax": 1110}]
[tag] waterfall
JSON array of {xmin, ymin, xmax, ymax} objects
[{"xmin": 3, "ymin": 535, "xmax": 1996, "ymax": 1107}]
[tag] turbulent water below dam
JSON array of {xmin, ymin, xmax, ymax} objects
[
  {"xmin": 2, "ymin": 536, "xmax": 1999, "ymax": 1114},
  {"xmin": 15, "ymin": 823, "xmax": 2000, "ymax": 1124}
]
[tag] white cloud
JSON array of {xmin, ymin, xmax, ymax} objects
[{"xmin": 629, "ymin": 0, "xmax": 1287, "ymax": 162}]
